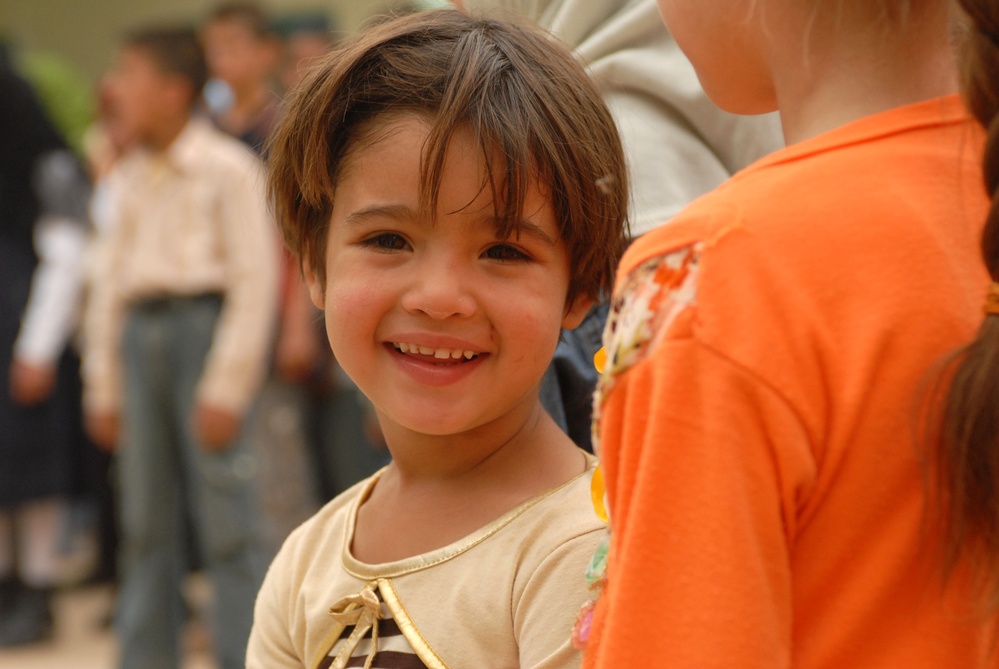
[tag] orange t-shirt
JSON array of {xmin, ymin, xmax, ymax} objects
[{"xmin": 584, "ymin": 95, "xmax": 995, "ymax": 668}]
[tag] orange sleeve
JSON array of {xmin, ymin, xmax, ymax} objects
[{"xmin": 584, "ymin": 326, "xmax": 815, "ymax": 668}]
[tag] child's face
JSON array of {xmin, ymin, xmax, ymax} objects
[
  {"xmin": 306, "ymin": 114, "xmax": 590, "ymax": 440},
  {"xmin": 106, "ymin": 47, "xmax": 185, "ymax": 145},
  {"xmin": 280, "ymin": 32, "xmax": 330, "ymax": 92},
  {"xmin": 203, "ymin": 20, "xmax": 276, "ymax": 88},
  {"xmin": 656, "ymin": 0, "xmax": 777, "ymax": 113}
]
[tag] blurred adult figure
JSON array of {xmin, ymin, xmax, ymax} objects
[{"xmin": 0, "ymin": 49, "xmax": 91, "ymax": 646}]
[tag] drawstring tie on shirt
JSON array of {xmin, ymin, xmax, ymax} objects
[{"xmin": 328, "ymin": 584, "xmax": 382, "ymax": 669}]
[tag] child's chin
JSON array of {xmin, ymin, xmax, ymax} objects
[{"xmin": 389, "ymin": 408, "xmax": 484, "ymax": 439}]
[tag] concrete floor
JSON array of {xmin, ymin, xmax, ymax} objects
[{"xmin": 0, "ymin": 582, "xmax": 217, "ymax": 669}]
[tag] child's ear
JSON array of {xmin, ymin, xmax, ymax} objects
[
  {"xmin": 561, "ymin": 293, "xmax": 595, "ymax": 330},
  {"xmin": 302, "ymin": 257, "xmax": 325, "ymax": 310}
]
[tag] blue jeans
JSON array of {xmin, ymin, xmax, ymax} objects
[{"xmin": 116, "ymin": 295, "xmax": 266, "ymax": 669}]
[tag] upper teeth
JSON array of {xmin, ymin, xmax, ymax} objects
[{"xmin": 394, "ymin": 342, "xmax": 477, "ymax": 360}]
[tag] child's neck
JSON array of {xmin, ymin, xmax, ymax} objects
[
  {"xmin": 350, "ymin": 403, "xmax": 587, "ymax": 564},
  {"xmin": 772, "ymin": 7, "xmax": 957, "ymax": 145},
  {"xmin": 144, "ymin": 113, "xmax": 189, "ymax": 153},
  {"xmin": 384, "ymin": 401, "xmax": 551, "ymax": 480},
  {"xmin": 221, "ymin": 82, "xmax": 271, "ymax": 132}
]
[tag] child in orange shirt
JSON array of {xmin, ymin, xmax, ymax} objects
[
  {"xmin": 583, "ymin": 1, "xmax": 998, "ymax": 668},
  {"xmin": 247, "ymin": 9, "xmax": 628, "ymax": 668}
]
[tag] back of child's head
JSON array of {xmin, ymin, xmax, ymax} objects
[
  {"xmin": 123, "ymin": 27, "xmax": 207, "ymax": 102},
  {"xmin": 268, "ymin": 8, "xmax": 629, "ymax": 305}
]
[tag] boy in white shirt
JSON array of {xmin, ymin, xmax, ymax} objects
[{"xmin": 82, "ymin": 27, "xmax": 277, "ymax": 669}]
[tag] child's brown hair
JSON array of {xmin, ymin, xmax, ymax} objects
[
  {"xmin": 123, "ymin": 27, "xmax": 208, "ymax": 99},
  {"xmin": 937, "ymin": 0, "xmax": 999, "ymax": 613},
  {"xmin": 268, "ymin": 8, "xmax": 629, "ymax": 305},
  {"xmin": 206, "ymin": 2, "xmax": 276, "ymax": 40}
]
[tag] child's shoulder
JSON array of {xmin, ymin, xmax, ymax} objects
[
  {"xmin": 499, "ymin": 455, "xmax": 605, "ymax": 564},
  {"xmin": 621, "ymin": 96, "xmax": 972, "ymax": 278},
  {"xmin": 535, "ymin": 453, "xmax": 600, "ymax": 528},
  {"xmin": 274, "ymin": 472, "xmax": 383, "ymax": 570},
  {"xmin": 178, "ymin": 119, "xmax": 262, "ymax": 175}
]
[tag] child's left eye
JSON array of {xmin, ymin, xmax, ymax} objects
[
  {"xmin": 484, "ymin": 244, "xmax": 530, "ymax": 262},
  {"xmin": 361, "ymin": 233, "xmax": 409, "ymax": 251}
]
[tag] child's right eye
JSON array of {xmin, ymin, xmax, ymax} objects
[{"xmin": 361, "ymin": 233, "xmax": 409, "ymax": 251}]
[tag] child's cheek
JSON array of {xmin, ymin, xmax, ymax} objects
[
  {"xmin": 505, "ymin": 299, "xmax": 563, "ymax": 367},
  {"xmin": 324, "ymin": 279, "xmax": 368, "ymax": 326},
  {"xmin": 324, "ymin": 271, "xmax": 389, "ymax": 347}
]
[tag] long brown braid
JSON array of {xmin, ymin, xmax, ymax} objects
[{"xmin": 939, "ymin": 0, "xmax": 999, "ymax": 612}]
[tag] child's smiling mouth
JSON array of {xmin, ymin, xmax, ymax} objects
[{"xmin": 391, "ymin": 342, "xmax": 481, "ymax": 363}]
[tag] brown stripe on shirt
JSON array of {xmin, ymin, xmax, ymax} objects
[
  {"xmin": 344, "ymin": 650, "xmax": 429, "ymax": 669},
  {"xmin": 339, "ymin": 617, "xmax": 403, "ymax": 641}
]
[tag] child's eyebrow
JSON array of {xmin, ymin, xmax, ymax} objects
[
  {"xmin": 345, "ymin": 204, "xmax": 414, "ymax": 225},
  {"xmin": 345, "ymin": 204, "xmax": 556, "ymax": 246},
  {"xmin": 499, "ymin": 219, "xmax": 556, "ymax": 246}
]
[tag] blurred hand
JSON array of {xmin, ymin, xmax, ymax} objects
[
  {"xmin": 193, "ymin": 403, "xmax": 241, "ymax": 451},
  {"xmin": 86, "ymin": 410, "xmax": 120, "ymax": 452},
  {"xmin": 276, "ymin": 274, "xmax": 325, "ymax": 383},
  {"xmin": 9, "ymin": 359, "xmax": 56, "ymax": 406},
  {"xmin": 275, "ymin": 321, "xmax": 322, "ymax": 383}
]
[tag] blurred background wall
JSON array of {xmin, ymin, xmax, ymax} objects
[{"xmin": 0, "ymin": 0, "xmax": 440, "ymax": 87}]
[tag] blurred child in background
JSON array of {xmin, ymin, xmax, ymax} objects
[
  {"xmin": 82, "ymin": 27, "xmax": 277, "ymax": 669},
  {"xmin": 203, "ymin": 1, "xmax": 324, "ymax": 557},
  {"xmin": 201, "ymin": 2, "xmax": 281, "ymax": 155}
]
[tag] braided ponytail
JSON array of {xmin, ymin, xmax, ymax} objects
[{"xmin": 940, "ymin": 0, "xmax": 999, "ymax": 611}]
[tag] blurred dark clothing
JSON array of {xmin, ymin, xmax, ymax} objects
[{"xmin": 0, "ymin": 58, "xmax": 90, "ymax": 506}]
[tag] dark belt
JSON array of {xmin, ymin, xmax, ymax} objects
[{"xmin": 130, "ymin": 292, "xmax": 224, "ymax": 312}]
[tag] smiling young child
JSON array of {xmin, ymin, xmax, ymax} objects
[{"xmin": 246, "ymin": 9, "xmax": 628, "ymax": 669}]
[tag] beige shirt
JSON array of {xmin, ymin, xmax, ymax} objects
[
  {"xmin": 247, "ymin": 455, "xmax": 604, "ymax": 669},
  {"xmin": 82, "ymin": 119, "xmax": 278, "ymax": 413}
]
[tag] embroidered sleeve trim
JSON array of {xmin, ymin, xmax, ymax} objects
[{"xmin": 591, "ymin": 245, "xmax": 702, "ymax": 455}]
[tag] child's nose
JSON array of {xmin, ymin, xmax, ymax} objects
[{"xmin": 401, "ymin": 258, "xmax": 476, "ymax": 320}]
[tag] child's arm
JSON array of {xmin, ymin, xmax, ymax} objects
[
  {"xmin": 193, "ymin": 157, "xmax": 278, "ymax": 442},
  {"xmin": 247, "ymin": 538, "xmax": 303, "ymax": 668},
  {"xmin": 11, "ymin": 150, "xmax": 90, "ymax": 404},
  {"xmin": 274, "ymin": 261, "xmax": 324, "ymax": 383},
  {"xmin": 584, "ymin": 331, "xmax": 813, "ymax": 668},
  {"xmin": 81, "ymin": 175, "xmax": 129, "ymax": 450}
]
